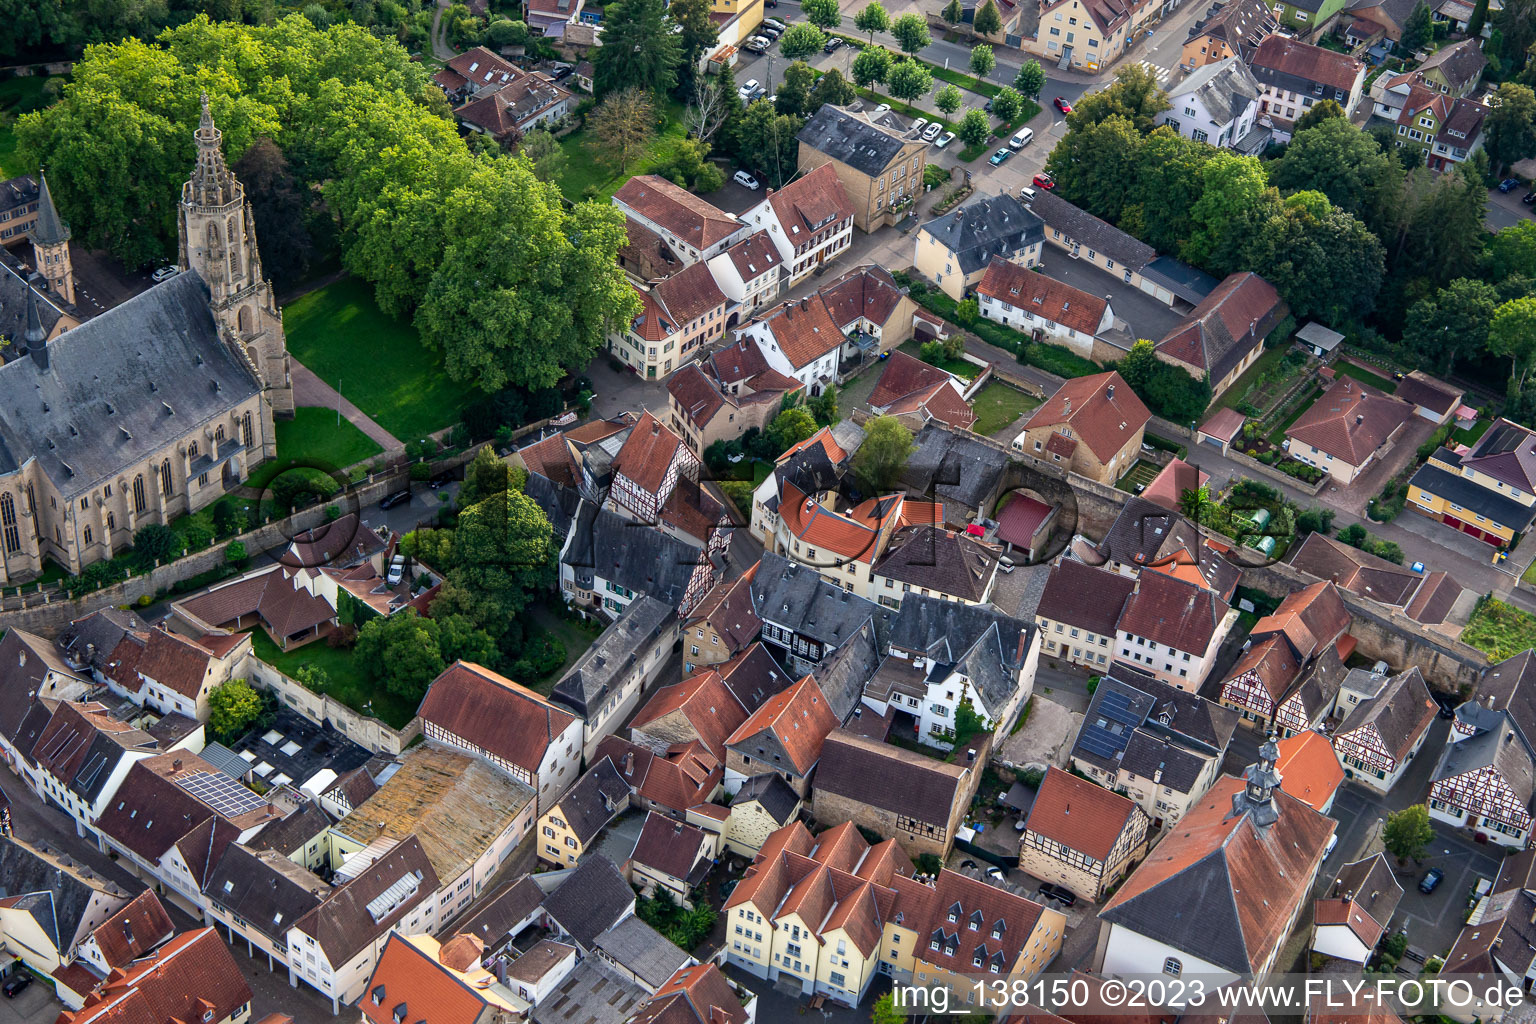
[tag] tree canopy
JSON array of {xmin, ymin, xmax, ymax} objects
[
  {"xmin": 592, "ymin": 0, "xmax": 682, "ymax": 96},
  {"xmin": 852, "ymin": 416, "xmax": 914, "ymax": 492}
]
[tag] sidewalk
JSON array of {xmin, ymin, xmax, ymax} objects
[{"xmin": 290, "ymin": 360, "xmax": 403, "ymax": 450}]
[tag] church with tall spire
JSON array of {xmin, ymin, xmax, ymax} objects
[
  {"xmin": 0, "ymin": 98, "xmax": 281, "ymax": 583},
  {"xmin": 177, "ymin": 93, "xmax": 294, "ymax": 417}
]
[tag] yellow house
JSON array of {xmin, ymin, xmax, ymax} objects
[
  {"xmin": 1407, "ymin": 418, "xmax": 1536, "ymax": 549},
  {"xmin": 723, "ymin": 773, "xmax": 803, "ymax": 857},
  {"xmin": 536, "ymin": 756, "xmax": 630, "ymax": 867},
  {"xmin": 1026, "ymin": 0, "xmax": 1132, "ymax": 71}
]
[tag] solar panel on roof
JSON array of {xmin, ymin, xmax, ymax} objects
[{"xmin": 175, "ymin": 770, "xmax": 265, "ymax": 818}]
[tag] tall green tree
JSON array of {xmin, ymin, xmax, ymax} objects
[
  {"xmin": 207, "ymin": 680, "xmax": 263, "ymax": 742},
  {"xmin": 1388, "ymin": 165, "xmax": 1488, "ymax": 286},
  {"xmin": 1244, "ymin": 191, "xmax": 1385, "ymax": 324},
  {"xmin": 1184, "ymin": 151, "xmax": 1274, "ymax": 274},
  {"xmin": 890, "ymin": 11, "xmax": 930, "ymax": 53},
  {"xmin": 232, "ymin": 137, "xmax": 314, "ymax": 289},
  {"xmin": 942, "ymin": 0, "xmax": 963, "ymax": 23},
  {"xmin": 1487, "ymin": 219, "xmax": 1536, "ymax": 281},
  {"xmin": 447, "ymin": 484, "xmax": 556, "ymax": 633},
  {"xmin": 1292, "ymin": 97, "xmax": 1345, "ymax": 134},
  {"xmin": 1066, "ymin": 61, "xmax": 1169, "ymax": 132},
  {"xmin": 935, "ymin": 83, "xmax": 963, "ymax": 116},
  {"xmin": 1498, "ymin": 0, "xmax": 1536, "ymax": 72},
  {"xmin": 779, "ymin": 21, "xmax": 828, "ymax": 58},
  {"xmin": 1044, "ymin": 113, "xmax": 1144, "ymax": 223},
  {"xmin": 810, "ymin": 69, "xmax": 858, "ymax": 111},
  {"xmin": 415, "ymin": 159, "xmax": 639, "ymax": 392},
  {"xmin": 768, "ymin": 407, "xmax": 818, "ymax": 452},
  {"xmin": 887, "ymin": 57, "xmax": 934, "ymax": 101},
  {"xmin": 355, "ymin": 610, "xmax": 448, "ymax": 700},
  {"xmin": 1014, "ymin": 58, "xmax": 1045, "ymax": 98},
  {"xmin": 956, "ymin": 107, "xmax": 991, "ymax": 145},
  {"xmin": 1469, "ymin": 0, "xmax": 1490, "ymax": 37},
  {"xmin": 670, "ymin": 0, "xmax": 719, "ymax": 96},
  {"xmin": 730, "ymin": 100, "xmax": 806, "ymax": 186},
  {"xmin": 1400, "ymin": 0, "xmax": 1433, "ymax": 51},
  {"xmin": 854, "ymin": 0, "xmax": 890, "ymax": 42},
  {"xmin": 586, "ymin": 86, "xmax": 657, "ymax": 174},
  {"xmin": 972, "ymin": 0, "xmax": 1003, "ymax": 36},
  {"xmin": 852, "ymin": 416, "xmax": 914, "ymax": 492},
  {"xmin": 1490, "ymin": 296, "xmax": 1536, "ymax": 391},
  {"xmin": 802, "ymin": 0, "xmax": 843, "ymax": 30},
  {"xmin": 990, "ymin": 86, "xmax": 1024, "ymax": 124},
  {"xmin": 852, "ymin": 46, "xmax": 892, "ymax": 86},
  {"xmin": 1383, "ymin": 805, "xmax": 1434, "ymax": 862},
  {"xmin": 1120, "ymin": 127, "xmax": 1210, "ymax": 254},
  {"xmin": 777, "ymin": 61, "xmax": 817, "ymax": 115},
  {"xmin": 1401, "ymin": 278, "xmax": 1500, "ymax": 374},
  {"xmin": 970, "ymin": 43, "xmax": 996, "ymax": 76},
  {"xmin": 1268, "ymin": 116, "xmax": 1403, "ymax": 238},
  {"xmin": 519, "ymin": 129, "xmax": 568, "ymax": 183},
  {"xmin": 592, "ymin": 0, "xmax": 682, "ymax": 96},
  {"xmin": 1487, "ymin": 82, "xmax": 1536, "ymax": 171}
]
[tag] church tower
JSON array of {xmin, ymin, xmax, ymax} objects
[
  {"xmin": 29, "ymin": 173, "xmax": 74, "ymax": 306},
  {"xmin": 178, "ymin": 94, "xmax": 294, "ymax": 417}
]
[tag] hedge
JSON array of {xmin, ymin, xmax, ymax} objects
[{"xmin": 905, "ymin": 279, "xmax": 1101, "ymax": 378}]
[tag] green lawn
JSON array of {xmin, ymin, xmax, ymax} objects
[
  {"xmin": 897, "ymin": 339, "xmax": 980, "ymax": 380},
  {"xmin": 248, "ymin": 628, "xmax": 419, "ymax": 730},
  {"xmin": 1334, "ymin": 361, "xmax": 1398, "ymax": 394},
  {"xmin": 1454, "ymin": 417, "xmax": 1492, "ymax": 447},
  {"xmin": 526, "ymin": 603, "xmax": 604, "ymax": 693},
  {"xmin": 282, "ymin": 277, "xmax": 477, "ymax": 442},
  {"xmin": 248, "ymin": 408, "xmax": 384, "ymax": 490},
  {"xmin": 969, "ymin": 380, "xmax": 1039, "ymax": 435},
  {"xmin": 1463, "ymin": 596, "xmax": 1536, "ymax": 662},
  {"xmin": 0, "ymin": 77, "xmax": 60, "ymax": 178},
  {"xmin": 556, "ymin": 101, "xmax": 691, "ymax": 201}
]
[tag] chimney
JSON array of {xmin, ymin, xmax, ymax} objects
[
  {"xmin": 171, "ymin": 758, "xmax": 182, "ymax": 773},
  {"xmin": 1356, "ymin": 414, "xmax": 1363, "ymax": 425},
  {"xmin": 624, "ymin": 752, "xmax": 636, "ymax": 777},
  {"xmin": 1106, "ymin": 384, "xmax": 1115, "ymax": 399}
]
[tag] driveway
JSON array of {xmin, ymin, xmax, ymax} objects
[
  {"xmin": 1487, "ymin": 185, "xmax": 1530, "ymax": 232},
  {"xmin": 0, "ymin": 977, "xmax": 63, "ymax": 1024}
]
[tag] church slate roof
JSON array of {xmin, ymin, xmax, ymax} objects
[{"xmin": 0, "ymin": 271, "xmax": 260, "ymax": 497}]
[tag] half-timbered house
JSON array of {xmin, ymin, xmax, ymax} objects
[
  {"xmin": 1218, "ymin": 581, "xmax": 1352, "ymax": 732},
  {"xmin": 1332, "ymin": 667, "xmax": 1437, "ymax": 793},
  {"xmin": 1018, "ymin": 767, "xmax": 1150, "ymax": 901},
  {"xmin": 1428, "ymin": 709, "xmax": 1535, "ymax": 848}
]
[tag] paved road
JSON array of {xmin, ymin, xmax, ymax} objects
[{"xmin": 1488, "ymin": 184, "xmax": 1532, "ymax": 231}]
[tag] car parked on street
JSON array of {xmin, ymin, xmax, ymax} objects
[
  {"xmin": 743, "ymin": 35, "xmax": 769, "ymax": 52},
  {"xmin": 379, "ymin": 489, "xmax": 412, "ymax": 510},
  {"xmin": 911, "ymin": 117, "xmax": 928, "ymax": 136},
  {"xmin": 1033, "ymin": 171, "xmax": 1056, "ymax": 189},
  {"xmin": 1499, "ymin": 178, "xmax": 1522, "ymax": 192},
  {"xmin": 2, "ymin": 973, "xmax": 32, "ymax": 998},
  {"xmin": 739, "ymin": 79, "xmax": 764, "ymax": 101},
  {"xmin": 1009, "ymin": 126, "xmax": 1034, "ymax": 148},
  {"xmin": 1523, "ymin": 191, "xmax": 1536, "ymax": 205},
  {"xmin": 824, "ymin": 36, "xmax": 843, "ymax": 52},
  {"xmin": 985, "ymin": 866, "xmax": 1007, "ymax": 881},
  {"xmin": 151, "ymin": 266, "xmax": 179, "ymax": 282},
  {"xmin": 989, "ymin": 147, "xmax": 1013, "ymax": 165},
  {"xmin": 763, "ymin": 16, "xmax": 785, "ymax": 29},
  {"xmin": 1419, "ymin": 867, "xmax": 1444, "ymax": 893}
]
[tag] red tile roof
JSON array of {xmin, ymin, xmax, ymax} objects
[
  {"xmin": 647, "ymin": 964, "xmax": 750, "ymax": 1024},
  {"xmin": 818, "ymin": 265, "xmax": 907, "ymax": 332},
  {"xmin": 595, "ymin": 736, "xmax": 722, "ymax": 813},
  {"xmin": 444, "ymin": 46, "xmax": 517, "ymax": 89},
  {"xmin": 631, "ymin": 667, "xmax": 750, "ymax": 761},
  {"xmin": 1142, "ymin": 458, "xmax": 1208, "ymax": 512},
  {"xmin": 1200, "ymin": 406, "xmax": 1246, "ymax": 443},
  {"xmin": 683, "ymin": 566, "xmax": 763, "ymax": 657},
  {"xmin": 978, "ymin": 258, "xmax": 1109, "ymax": 336},
  {"xmin": 417, "ymin": 661, "xmax": 579, "ymax": 777},
  {"xmin": 60, "ymin": 927, "xmax": 251, "ymax": 1024},
  {"xmin": 723, "ymin": 675, "xmax": 838, "ymax": 776},
  {"xmin": 654, "ymin": 260, "xmax": 728, "ymax": 328},
  {"xmin": 668, "ymin": 363, "xmax": 727, "ymax": 430},
  {"xmin": 752, "ymin": 294, "xmax": 844, "ymax": 370},
  {"xmin": 1155, "ymin": 273, "xmax": 1285, "ymax": 381},
  {"xmin": 1251, "ymin": 35, "xmax": 1365, "ymax": 92},
  {"xmin": 1286, "ymin": 379, "xmax": 1414, "ymax": 466},
  {"xmin": 89, "ymin": 891, "xmax": 176, "ymax": 971},
  {"xmin": 1275, "ymin": 730, "xmax": 1344, "ymax": 813},
  {"xmin": 615, "ymin": 175, "xmax": 742, "ymax": 250},
  {"xmin": 1025, "ymin": 767, "xmax": 1142, "ymax": 861},
  {"xmin": 1022, "ymin": 371, "xmax": 1149, "ymax": 464},
  {"xmin": 614, "ymin": 411, "xmax": 690, "ymax": 496},
  {"xmin": 869, "ymin": 350, "xmax": 954, "ymax": 409},
  {"xmin": 1253, "ymin": 580, "xmax": 1350, "ymax": 662},
  {"xmin": 765, "ymin": 163, "xmax": 854, "ymax": 240},
  {"xmin": 1117, "ymin": 570, "xmax": 1228, "ymax": 654},
  {"xmin": 360, "ymin": 933, "xmax": 496, "ymax": 1024},
  {"xmin": 722, "ymin": 230, "xmax": 781, "ymax": 281}
]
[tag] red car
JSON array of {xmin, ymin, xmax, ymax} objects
[
  {"xmin": 1054, "ymin": 96, "xmax": 1072, "ymax": 113},
  {"xmin": 1033, "ymin": 172, "xmax": 1056, "ymax": 189}
]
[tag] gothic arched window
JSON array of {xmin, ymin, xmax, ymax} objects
[
  {"xmin": 132, "ymin": 475, "xmax": 146, "ymax": 514},
  {"xmin": 160, "ymin": 460, "xmax": 173, "ymax": 497},
  {"xmin": 242, "ymin": 412, "xmax": 253, "ymax": 449},
  {"xmin": 0, "ymin": 493, "xmax": 18, "ymax": 554}
]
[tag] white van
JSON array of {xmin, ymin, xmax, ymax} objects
[{"xmin": 1009, "ymin": 127, "xmax": 1034, "ymax": 149}]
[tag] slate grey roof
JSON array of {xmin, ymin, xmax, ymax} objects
[
  {"xmin": 1026, "ymin": 190, "xmax": 1156, "ymax": 270},
  {"xmin": 736, "ymin": 772, "xmax": 800, "ymax": 825},
  {"xmin": 1072, "ymin": 665, "xmax": 1237, "ymax": 777},
  {"xmin": 1185, "ymin": 0, "xmax": 1276, "ymax": 62},
  {"xmin": 452, "ymin": 875, "xmax": 546, "ymax": 951},
  {"xmin": 1170, "ymin": 57, "xmax": 1260, "ymax": 126},
  {"xmin": 0, "ymin": 271, "xmax": 261, "ymax": 497},
  {"xmin": 884, "ymin": 594, "xmax": 1032, "ymax": 713},
  {"xmin": 552, "ymin": 595, "xmax": 676, "ymax": 716},
  {"xmin": 1095, "ymin": 497, "xmax": 1200, "ymax": 569},
  {"xmin": 0, "ymin": 257, "xmax": 65, "ymax": 354},
  {"xmin": 1432, "ymin": 713, "xmax": 1536, "ymax": 809},
  {"xmin": 30, "ymin": 174, "xmax": 67, "ymax": 246},
  {"xmin": 899, "ymin": 423, "xmax": 1010, "ymax": 514},
  {"xmin": 919, "ymin": 194, "xmax": 1045, "ymax": 277},
  {"xmin": 813, "ymin": 729, "xmax": 969, "ymax": 827},
  {"xmin": 0, "ymin": 175, "xmax": 38, "ymax": 223},
  {"xmin": 0, "ymin": 836, "xmax": 118, "ymax": 953},
  {"xmin": 555, "ymin": 756, "xmax": 631, "ymax": 847},
  {"xmin": 564, "ymin": 501, "xmax": 707, "ymax": 608},
  {"xmin": 203, "ymin": 844, "xmax": 325, "ymax": 943},
  {"xmin": 244, "ymin": 803, "xmax": 332, "ymax": 859},
  {"xmin": 872, "ymin": 526, "xmax": 998, "ymax": 602},
  {"xmin": 542, "ymin": 855, "xmax": 636, "ymax": 951},
  {"xmin": 750, "ymin": 551, "xmax": 878, "ymax": 651},
  {"xmin": 57, "ymin": 608, "xmax": 145, "ymax": 675},
  {"xmin": 592, "ymin": 914, "xmax": 692, "ymax": 990},
  {"xmin": 1118, "ymin": 731, "xmax": 1210, "ymax": 795},
  {"xmin": 524, "ymin": 470, "xmax": 581, "ymax": 539},
  {"xmin": 1409, "ymin": 462, "xmax": 1536, "ymax": 532},
  {"xmin": 529, "ymin": 958, "xmax": 647, "ymax": 1024},
  {"xmin": 798, "ymin": 105, "xmax": 911, "ymax": 176},
  {"xmin": 1416, "ymin": 37, "xmax": 1489, "ymax": 90},
  {"xmin": 809, "ymin": 619, "xmax": 883, "ymax": 720},
  {"xmin": 1337, "ymin": 666, "xmax": 1436, "ymax": 761},
  {"xmin": 1328, "ymin": 852, "xmax": 1403, "ymax": 929},
  {"xmin": 1140, "ymin": 257, "xmax": 1221, "ymax": 306}
]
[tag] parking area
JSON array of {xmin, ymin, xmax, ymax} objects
[{"xmin": 0, "ymin": 974, "xmax": 63, "ymax": 1024}]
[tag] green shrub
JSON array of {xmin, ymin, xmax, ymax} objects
[
  {"xmin": 920, "ymin": 340, "xmax": 945, "ymax": 364},
  {"xmin": 409, "ymin": 462, "xmax": 433, "ymax": 481},
  {"xmin": 225, "ymin": 541, "xmax": 248, "ymax": 566}
]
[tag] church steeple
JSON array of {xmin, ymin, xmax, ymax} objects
[
  {"xmin": 187, "ymin": 94, "xmax": 240, "ymax": 208},
  {"xmin": 29, "ymin": 172, "xmax": 73, "ymax": 306},
  {"xmin": 1231, "ymin": 731, "xmax": 1283, "ymax": 828}
]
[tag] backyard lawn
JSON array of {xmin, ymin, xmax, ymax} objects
[
  {"xmin": 0, "ymin": 76, "xmax": 60, "ymax": 178},
  {"xmin": 247, "ymin": 408, "xmax": 383, "ymax": 490},
  {"xmin": 1334, "ymin": 361, "xmax": 1398, "ymax": 394},
  {"xmin": 1454, "ymin": 417, "xmax": 1493, "ymax": 447},
  {"xmin": 897, "ymin": 340, "xmax": 980, "ymax": 380},
  {"xmin": 1115, "ymin": 459, "xmax": 1161, "ymax": 494},
  {"xmin": 248, "ymin": 628, "xmax": 419, "ymax": 730},
  {"xmin": 969, "ymin": 380, "xmax": 1039, "ymax": 436},
  {"xmin": 557, "ymin": 101, "xmax": 692, "ymax": 201},
  {"xmin": 1462, "ymin": 596, "xmax": 1536, "ymax": 662},
  {"xmin": 282, "ymin": 277, "xmax": 477, "ymax": 442},
  {"xmin": 526, "ymin": 603, "xmax": 604, "ymax": 693}
]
